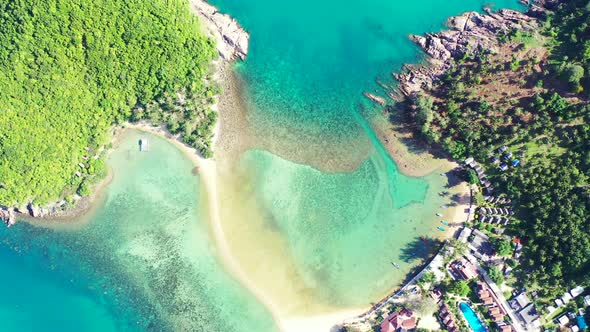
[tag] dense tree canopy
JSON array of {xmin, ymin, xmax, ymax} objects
[
  {"xmin": 402, "ymin": 0, "xmax": 590, "ymax": 294},
  {"xmin": 0, "ymin": 0, "xmax": 217, "ymax": 206}
]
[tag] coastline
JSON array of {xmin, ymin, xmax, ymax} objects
[
  {"xmin": 4, "ymin": 0, "xmax": 246, "ymax": 225},
  {"xmin": 124, "ymin": 124, "xmax": 364, "ymax": 332},
  {"xmin": 4, "ymin": 1, "xmax": 482, "ymax": 331}
]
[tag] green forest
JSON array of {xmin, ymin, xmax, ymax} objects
[
  {"xmin": 0, "ymin": 0, "xmax": 217, "ymax": 207},
  {"xmin": 403, "ymin": 0, "xmax": 590, "ymax": 296}
]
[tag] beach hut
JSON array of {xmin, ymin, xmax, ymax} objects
[
  {"xmin": 464, "ymin": 157, "xmax": 474, "ymax": 165},
  {"xmin": 512, "ymin": 159, "xmax": 520, "ymax": 167},
  {"xmin": 557, "ymin": 314, "xmax": 570, "ymax": 326},
  {"xmin": 491, "ymin": 156, "xmax": 500, "ymax": 164},
  {"xmin": 504, "ymin": 152, "xmax": 513, "ymax": 160},
  {"xmin": 500, "ymin": 164, "xmax": 508, "ymax": 171},
  {"xmin": 570, "ymin": 286, "xmax": 584, "ymax": 298},
  {"xmin": 498, "ymin": 146, "xmax": 507, "ymax": 153}
]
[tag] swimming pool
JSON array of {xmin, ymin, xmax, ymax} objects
[{"xmin": 459, "ymin": 302, "xmax": 488, "ymax": 332}]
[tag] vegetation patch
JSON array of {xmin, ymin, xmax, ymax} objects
[
  {"xmin": 0, "ymin": 0, "xmax": 217, "ymax": 206},
  {"xmin": 399, "ymin": 0, "xmax": 590, "ymax": 297}
]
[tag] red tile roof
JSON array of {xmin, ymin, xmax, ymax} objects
[{"xmin": 380, "ymin": 308, "xmax": 417, "ymax": 332}]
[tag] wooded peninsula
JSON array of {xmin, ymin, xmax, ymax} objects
[
  {"xmin": 398, "ymin": 0, "xmax": 589, "ymax": 302},
  {"xmin": 0, "ymin": 0, "xmax": 219, "ymax": 209}
]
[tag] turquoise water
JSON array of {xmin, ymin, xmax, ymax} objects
[
  {"xmin": 460, "ymin": 302, "xmax": 488, "ymax": 332},
  {"xmin": 212, "ymin": 0, "xmax": 522, "ymax": 311},
  {"xmin": 0, "ymin": 0, "xmax": 528, "ymax": 329},
  {"xmin": 0, "ymin": 131, "xmax": 278, "ymax": 332},
  {"xmin": 211, "ymin": 0, "xmax": 522, "ymax": 155}
]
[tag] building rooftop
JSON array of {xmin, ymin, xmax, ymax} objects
[
  {"xmin": 519, "ymin": 303, "xmax": 540, "ymax": 325},
  {"xmin": 557, "ymin": 314, "xmax": 570, "ymax": 326},
  {"xmin": 513, "ymin": 292, "xmax": 531, "ymax": 310},
  {"xmin": 570, "ymin": 286, "xmax": 584, "ymax": 298},
  {"xmin": 380, "ymin": 308, "xmax": 417, "ymax": 332}
]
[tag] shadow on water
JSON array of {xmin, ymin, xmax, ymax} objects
[{"xmin": 399, "ymin": 236, "xmax": 443, "ymax": 264}]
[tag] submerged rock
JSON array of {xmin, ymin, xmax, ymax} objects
[
  {"xmin": 0, "ymin": 206, "xmax": 16, "ymax": 227},
  {"xmin": 191, "ymin": 0, "xmax": 250, "ymax": 61},
  {"xmin": 363, "ymin": 92, "xmax": 387, "ymax": 106}
]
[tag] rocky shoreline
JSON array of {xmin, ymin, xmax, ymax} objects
[
  {"xmin": 392, "ymin": 7, "xmax": 540, "ymax": 99},
  {"xmin": 190, "ymin": 0, "xmax": 249, "ymax": 61},
  {"xmin": 0, "ymin": 0, "xmax": 250, "ymax": 227}
]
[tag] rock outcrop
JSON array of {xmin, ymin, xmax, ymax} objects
[
  {"xmin": 363, "ymin": 92, "xmax": 387, "ymax": 106},
  {"xmin": 0, "ymin": 207, "xmax": 16, "ymax": 227},
  {"xmin": 191, "ymin": 0, "xmax": 250, "ymax": 61},
  {"xmin": 394, "ymin": 9, "xmax": 538, "ymax": 98}
]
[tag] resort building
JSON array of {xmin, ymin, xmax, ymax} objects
[
  {"xmin": 570, "ymin": 286, "xmax": 584, "ymax": 298},
  {"xmin": 458, "ymin": 227, "xmax": 472, "ymax": 243},
  {"xmin": 518, "ymin": 303, "xmax": 541, "ymax": 330},
  {"xmin": 438, "ymin": 303, "xmax": 459, "ymax": 332},
  {"xmin": 450, "ymin": 259, "xmax": 478, "ymax": 280},
  {"xmin": 380, "ymin": 308, "xmax": 417, "ymax": 332},
  {"xmin": 476, "ymin": 282, "xmax": 507, "ymax": 323},
  {"xmin": 498, "ymin": 323, "xmax": 515, "ymax": 332},
  {"xmin": 510, "ymin": 292, "xmax": 531, "ymax": 311},
  {"xmin": 557, "ymin": 314, "xmax": 570, "ymax": 326}
]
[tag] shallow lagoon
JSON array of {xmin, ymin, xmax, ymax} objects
[
  {"xmin": 0, "ymin": 0, "xmax": 524, "ymax": 329},
  {"xmin": 0, "ymin": 131, "xmax": 278, "ymax": 332},
  {"xmin": 211, "ymin": 0, "xmax": 522, "ymax": 315}
]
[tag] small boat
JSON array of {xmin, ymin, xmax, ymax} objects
[
  {"xmin": 437, "ymin": 226, "xmax": 445, "ymax": 231},
  {"xmin": 441, "ymin": 205, "xmax": 448, "ymax": 209},
  {"xmin": 436, "ymin": 212, "xmax": 442, "ymax": 217},
  {"xmin": 441, "ymin": 220, "xmax": 449, "ymax": 226},
  {"xmin": 421, "ymin": 236, "xmax": 428, "ymax": 243},
  {"xmin": 391, "ymin": 262, "xmax": 400, "ymax": 269}
]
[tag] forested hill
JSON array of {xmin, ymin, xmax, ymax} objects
[
  {"xmin": 0, "ymin": 0, "xmax": 217, "ymax": 207},
  {"xmin": 402, "ymin": 0, "xmax": 590, "ymax": 296}
]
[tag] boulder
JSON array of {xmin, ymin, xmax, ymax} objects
[{"xmin": 191, "ymin": 0, "xmax": 250, "ymax": 61}]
